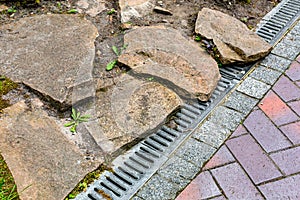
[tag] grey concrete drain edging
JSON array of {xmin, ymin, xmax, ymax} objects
[{"xmin": 75, "ymin": 1, "xmax": 300, "ymax": 199}]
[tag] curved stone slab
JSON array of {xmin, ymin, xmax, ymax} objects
[
  {"xmin": 0, "ymin": 102, "xmax": 101, "ymax": 200},
  {"xmin": 0, "ymin": 14, "xmax": 98, "ymax": 107},
  {"xmin": 195, "ymin": 8, "xmax": 272, "ymax": 64},
  {"xmin": 91, "ymin": 74, "xmax": 182, "ymax": 152},
  {"xmin": 119, "ymin": 0, "xmax": 156, "ymax": 23},
  {"xmin": 118, "ymin": 26, "xmax": 221, "ymax": 101}
]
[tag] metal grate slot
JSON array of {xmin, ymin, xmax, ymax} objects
[
  {"xmin": 181, "ymin": 108, "xmax": 199, "ymax": 119},
  {"xmin": 129, "ymin": 157, "xmax": 150, "ymax": 169},
  {"xmin": 176, "ymin": 113, "xmax": 193, "ymax": 124},
  {"xmin": 139, "ymin": 146, "xmax": 161, "ymax": 158},
  {"xmin": 106, "ymin": 177, "xmax": 127, "ymax": 191},
  {"xmin": 98, "ymin": 182, "xmax": 121, "ymax": 197},
  {"xmin": 143, "ymin": 140, "xmax": 164, "ymax": 152},
  {"xmin": 124, "ymin": 161, "xmax": 144, "ymax": 175},
  {"xmin": 118, "ymin": 166, "xmax": 140, "ymax": 180},
  {"xmin": 87, "ymin": 193, "xmax": 101, "ymax": 200},
  {"xmin": 162, "ymin": 126, "xmax": 180, "ymax": 138},
  {"xmin": 135, "ymin": 151, "xmax": 155, "ymax": 163},
  {"xmin": 149, "ymin": 136, "xmax": 170, "ymax": 147},
  {"xmin": 156, "ymin": 130, "xmax": 175, "ymax": 142},
  {"xmin": 174, "ymin": 119, "xmax": 189, "ymax": 129},
  {"xmin": 112, "ymin": 171, "xmax": 133, "ymax": 186}
]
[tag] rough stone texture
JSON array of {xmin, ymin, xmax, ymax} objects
[
  {"xmin": 88, "ymin": 73, "xmax": 182, "ymax": 153},
  {"xmin": 260, "ymin": 54, "xmax": 291, "ymax": 72},
  {"xmin": 195, "ymin": 8, "xmax": 272, "ymax": 64},
  {"xmin": 0, "ymin": 14, "xmax": 98, "ymax": 107},
  {"xmin": 0, "ymin": 102, "xmax": 100, "ymax": 200},
  {"xmin": 76, "ymin": 0, "xmax": 106, "ymax": 17},
  {"xmin": 137, "ymin": 174, "xmax": 180, "ymax": 200},
  {"xmin": 118, "ymin": 26, "xmax": 221, "ymax": 101},
  {"xmin": 250, "ymin": 65, "xmax": 282, "ymax": 85},
  {"xmin": 119, "ymin": 0, "xmax": 156, "ymax": 22},
  {"xmin": 237, "ymin": 77, "xmax": 271, "ymax": 99},
  {"xmin": 0, "ymin": 4, "xmax": 8, "ymax": 12}
]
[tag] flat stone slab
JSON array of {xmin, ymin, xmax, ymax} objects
[
  {"xmin": 119, "ymin": 0, "xmax": 155, "ymax": 22},
  {"xmin": 118, "ymin": 26, "xmax": 221, "ymax": 101},
  {"xmin": 76, "ymin": 0, "xmax": 106, "ymax": 17},
  {"xmin": 195, "ymin": 8, "xmax": 272, "ymax": 64},
  {"xmin": 0, "ymin": 14, "xmax": 98, "ymax": 107},
  {"xmin": 85, "ymin": 73, "xmax": 182, "ymax": 152},
  {"xmin": 0, "ymin": 101, "xmax": 101, "ymax": 200}
]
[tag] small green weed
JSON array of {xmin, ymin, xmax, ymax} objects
[
  {"xmin": 107, "ymin": 8, "xmax": 116, "ymax": 15},
  {"xmin": 194, "ymin": 35, "xmax": 201, "ymax": 41},
  {"xmin": 7, "ymin": 7, "xmax": 17, "ymax": 14},
  {"xmin": 67, "ymin": 9, "xmax": 78, "ymax": 14},
  {"xmin": 106, "ymin": 44, "xmax": 128, "ymax": 71},
  {"xmin": 64, "ymin": 108, "xmax": 90, "ymax": 133}
]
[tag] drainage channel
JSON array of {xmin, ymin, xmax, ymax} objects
[{"xmin": 75, "ymin": 0, "xmax": 300, "ymax": 199}]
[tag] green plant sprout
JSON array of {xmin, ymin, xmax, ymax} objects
[
  {"xmin": 194, "ymin": 35, "xmax": 201, "ymax": 41},
  {"xmin": 0, "ymin": 178, "xmax": 18, "ymax": 200},
  {"xmin": 7, "ymin": 7, "xmax": 16, "ymax": 14},
  {"xmin": 106, "ymin": 44, "xmax": 128, "ymax": 71},
  {"xmin": 64, "ymin": 108, "xmax": 90, "ymax": 133},
  {"xmin": 107, "ymin": 8, "xmax": 116, "ymax": 15},
  {"xmin": 67, "ymin": 9, "xmax": 78, "ymax": 14}
]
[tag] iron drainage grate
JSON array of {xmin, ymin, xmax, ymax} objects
[
  {"xmin": 256, "ymin": 0, "xmax": 300, "ymax": 44},
  {"xmin": 75, "ymin": 0, "xmax": 300, "ymax": 199}
]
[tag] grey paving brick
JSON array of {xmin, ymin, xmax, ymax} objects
[
  {"xmin": 281, "ymin": 32, "xmax": 300, "ymax": 48},
  {"xmin": 192, "ymin": 120, "xmax": 230, "ymax": 148},
  {"xmin": 131, "ymin": 196, "xmax": 144, "ymax": 200},
  {"xmin": 209, "ymin": 106, "xmax": 245, "ymax": 131},
  {"xmin": 272, "ymin": 42, "xmax": 299, "ymax": 60},
  {"xmin": 176, "ymin": 138, "xmax": 216, "ymax": 168},
  {"xmin": 224, "ymin": 91, "xmax": 259, "ymax": 115},
  {"xmin": 260, "ymin": 54, "xmax": 292, "ymax": 72},
  {"xmin": 137, "ymin": 174, "xmax": 180, "ymax": 200},
  {"xmin": 237, "ymin": 77, "xmax": 271, "ymax": 99},
  {"xmin": 250, "ymin": 65, "xmax": 282, "ymax": 85},
  {"xmin": 158, "ymin": 156, "xmax": 198, "ymax": 189}
]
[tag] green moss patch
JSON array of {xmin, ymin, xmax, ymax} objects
[{"xmin": 0, "ymin": 76, "xmax": 18, "ymax": 111}]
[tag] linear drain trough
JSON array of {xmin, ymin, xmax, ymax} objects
[{"xmin": 75, "ymin": 1, "xmax": 300, "ymax": 199}]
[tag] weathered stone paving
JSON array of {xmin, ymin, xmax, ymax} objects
[
  {"xmin": 0, "ymin": 101, "xmax": 101, "ymax": 200},
  {"xmin": 0, "ymin": 14, "xmax": 98, "ymax": 107},
  {"xmin": 195, "ymin": 8, "xmax": 272, "ymax": 64},
  {"xmin": 119, "ymin": 0, "xmax": 155, "ymax": 22},
  {"xmin": 118, "ymin": 26, "xmax": 221, "ymax": 101}
]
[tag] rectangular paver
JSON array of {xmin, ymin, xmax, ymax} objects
[
  {"xmin": 280, "ymin": 121, "xmax": 300, "ymax": 145},
  {"xmin": 260, "ymin": 54, "xmax": 291, "ymax": 72},
  {"xmin": 288, "ymin": 100, "xmax": 300, "ymax": 116},
  {"xmin": 259, "ymin": 174, "xmax": 300, "ymax": 199},
  {"xmin": 286, "ymin": 61, "xmax": 300, "ymax": 81},
  {"xmin": 244, "ymin": 109, "xmax": 291, "ymax": 152},
  {"xmin": 250, "ymin": 65, "xmax": 282, "ymax": 85},
  {"xmin": 270, "ymin": 146, "xmax": 300, "ymax": 176},
  {"xmin": 211, "ymin": 163, "xmax": 263, "ymax": 200},
  {"xmin": 237, "ymin": 77, "xmax": 271, "ymax": 99},
  {"xmin": 259, "ymin": 91, "xmax": 298, "ymax": 126},
  {"xmin": 226, "ymin": 134, "xmax": 282, "ymax": 184},
  {"xmin": 230, "ymin": 124, "xmax": 248, "ymax": 138},
  {"xmin": 273, "ymin": 75, "xmax": 300, "ymax": 102},
  {"xmin": 203, "ymin": 145, "xmax": 235, "ymax": 170},
  {"xmin": 176, "ymin": 171, "xmax": 222, "ymax": 200},
  {"xmin": 224, "ymin": 91, "xmax": 258, "ymax": 115}
]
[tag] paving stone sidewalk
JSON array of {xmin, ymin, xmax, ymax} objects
[{"xmin": 176, "ymin": 22, "xmax": 300, "ymax": 199}]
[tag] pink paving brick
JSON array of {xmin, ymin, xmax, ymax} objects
[
  {"xmin": 203, "ymin": 145, "xmax": 235, "ymax": 170},
  {"xmin": 286, "ymin": 61, "xmax": 300, "ymax": 81},
  {"xmin": 230, "ymin": 124, "xmax": 248, "ymax": 138},
  {"xmin": 273, "ymin": 75, "xmax": 300, "ymax": 102},
  {"xmin": 296, "ymin": 80, "xmax": 300, "ymax": 87},
  {"xmin": 210, "ymin": 195, "xmax": 227, "ymax": 200},
  {"xmin": 288, "ymin": 100, "xmax": 300, "ymax": 116},
  {"xmin": 259, "ymin": 91, "xmax": 298, "ymax": 126},
  {"xmin": 297, "ymin": 55, "xmax": 300, "ymax": 63},
  {"xmin": 280, "ymin": 121, "xmax": 300, "ymax": 145},
  {"xmin": 270, "ymin": 146, "xmax": 300, "ymax": 176},
  {"xmin": 259, "ymin": 174, "xmax": 300, "ymax": 199},
  {"xmin": 226, "ymin": 134, "xmax": 282, "ymax": 184},
  {"xmin": 176, "ymin": 171, "xmax": 221, "ymax": 200},
  {"xmin": 211, "ymin": 163, "xmax": 263, "ymax": 200},
  {"xmin": 243, "ymin": 109, "xmax": 291, "ymax": 152}
]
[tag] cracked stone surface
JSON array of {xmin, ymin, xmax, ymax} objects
[
  {"xmin": 76, "ymin": 0, "xmax": 106, "ymax": 17},
  {"xmin": 0, "ymin": 102, "xmax": 101, "ymax": 200},
  {"xmin": 118, "ymin": 26, "xmax": 221, "ymax": 101},
  {"xmin": 0, "ymin": 14, "xmax": 98, "ymax": 107},
  {"xmin": 85, "ymin": 73, "xmax": 182, "ymax": 153},
  {"xmin": 119, "ymin": 0, "xmax": 156, "ymax": 22},
  {"xmin": 195, "ymin": 8, "xmax": 272, "ymax": 64}
]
